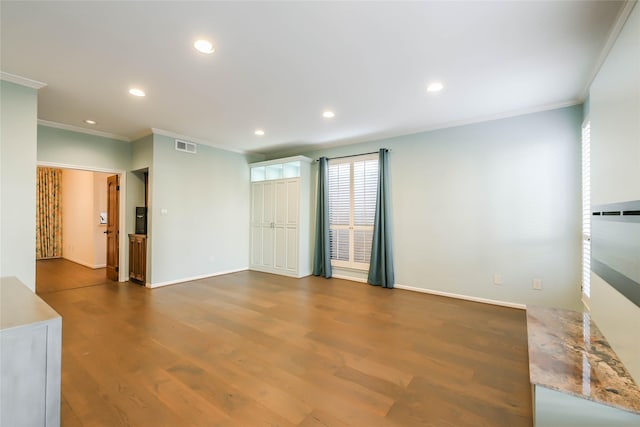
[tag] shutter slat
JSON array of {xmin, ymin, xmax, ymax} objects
[
  {"xmin": 582, "ymin": 121, "xmax": 591, "ymax": 298},
  {"xmin": 328, "ymin": 155, "xmax": 378, "ymax": 268}
]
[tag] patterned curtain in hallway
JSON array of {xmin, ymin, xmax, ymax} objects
[{"xmin": 36, "ymin": 167, "xmax": 63, "ymax": 259}]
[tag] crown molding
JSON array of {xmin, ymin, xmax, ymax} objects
[
  {"xmin": 150, "ymin": 128, "xmax": 246, "ymax": 154},
  {"xmin": 0, "ymin": 71, "xmax": 47, "ymax": 89},
  {"xmin": 579, "ymin": 0, "xmax": 637, "ymax": 100},
  {"xmin": 38, "ymin": 119, "xmax": 131, "ymax": 142},
  {"xmin": 128, "ymin": 128, "xmax": 154, "ymax": 142}
]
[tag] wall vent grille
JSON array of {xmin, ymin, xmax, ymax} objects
[{"xmin": 175, "ymin": 139, "xmax": 197, "ymax": 154}]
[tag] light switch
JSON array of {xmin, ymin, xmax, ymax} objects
[{"xmin": 533, "ymin": 278, "xmax": 543, "ymax": 290}]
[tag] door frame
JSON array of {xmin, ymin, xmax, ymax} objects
[{"xmin": 37, "ymin": 161, "xmax": 128, "ymax": 282}]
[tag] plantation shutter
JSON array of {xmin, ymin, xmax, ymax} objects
[
  {"xmin": 582, "ymin": 120, "xmax": 591, "ymax": 300},
  {"xmin": 328, "ymin": 154, "xmax": 378, "ymax": 269}
]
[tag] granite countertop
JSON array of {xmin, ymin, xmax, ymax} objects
[{"xmin": 527, "ymin": 305, "xmax": 640, "ymax": 414}]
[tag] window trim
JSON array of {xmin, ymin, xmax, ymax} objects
[
  {"xmin": 328, "ymin": 153, "xmax": 378, "ymax": 271},
  {"xmin": 582, "ymin": 118, "xmax": 591, "ymax": 306}
]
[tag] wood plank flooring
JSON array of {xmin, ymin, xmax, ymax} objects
[
  {"xmin": 37, "ymin": 258, "xmax": 110, "ymax": 293},
  {"xmin": 39, "ymin": 269, "xmax": 532, "ymax": 426}
]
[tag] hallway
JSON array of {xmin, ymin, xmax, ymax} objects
[{"xmin": 36, "ymin": 258, "xmax": 110, "ymax": 294}]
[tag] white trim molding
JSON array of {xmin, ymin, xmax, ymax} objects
[
  {"xmin": 147, "ymin": 268, "xmax": 249, "ymax": 289},
  {"xmin": 38, "ymin": 119, "xmax": 130, "ymax": 142},
  {"xmin": 328, "ymin": 275, "xmax": 526, "ymax": 310},
  {"xmin": 38, "ymin": 161, "xmax": 129, "ymax": 282},
  {"xmin": 38, "ymin": 161, "xmax": 126, "ymax": 175},
  {"xmin": 579, "ymin": 0, "xmax": 638, "ymax": 100},
  {"xmin": 0, "ymin": 71, "xmax": 47, "ymax": 89},
  {"xmin": 63, "ymin": 257, "xmax": 106, "ymax": 270},
  {"xmin": 394, "ymin": 283, "xmax": 527, "ymax": 310}
]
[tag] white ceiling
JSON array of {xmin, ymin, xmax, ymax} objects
[{"xmin": 0, "ymin": 1, "xmax": 628, "ymax": 155}]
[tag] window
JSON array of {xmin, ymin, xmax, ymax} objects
[
  {"xmin": 582, "ymin": 119, "xmax": 591, "ymax": 301},
  {"xmin": 328, "ymin": 154, "xmax": 378, "ymax": 270}
]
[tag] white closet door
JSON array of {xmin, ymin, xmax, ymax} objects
[
  {"xmin": 261, "ymin": 182, "xmax": 275, "ymax": 267},
  {"xmin": 285, "ymin": 227, "xmax": 298, "ymax": 272},
  {"xmin": 274, "ymin": 227, "xmax": 286, "ymax": 269},
  {"xmin": 262, "ymin": 227, "xmax": 274, "ymax": 267},
  {"xmin": 273, "ymin": 181, "xmax": 288, "ymax": 269},
  {"xmin": 263, "ymin": 182, "xmax": 275, "ymax": 225},
  {"xmin": 285, "ymin": 180, "xmax": 299, "ymax": 272},
  {"xmin": 250, "ymin": 170, "xmax": 306, "ymax": 277},
  {"xmin": 274, "ymin": 181, "xmax": 287, "ymax": 226},
  {"xmin": 286, "ymin": 180, "xmax": 299, "ymax": 225}
]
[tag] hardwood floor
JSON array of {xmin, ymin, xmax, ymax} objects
[
  {"xmin": 39, "ymin": 271, "xmax": 532, "ymax": 426},
  {"xmin": 36, "ymin": 258, "xmax": 110, "ymax": 293}
]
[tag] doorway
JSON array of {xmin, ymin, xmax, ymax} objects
[{"xmin": 35, "ymin": 164, "xmax": 126, "ymax": 293}]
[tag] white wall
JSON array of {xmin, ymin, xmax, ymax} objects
[
  {"xmin": 0, "ymin": 81, "xmax": 39, "ymax": 290},
  {"xmin": 149, "ymin": 134, "xmax": 250, "ymax": 286},
  {"xmin": 131, "ymin": 134, "xmax": 153, "ymax": 282},
  {"xmin": 38, "ymin": 127, "xmax": 252, "ymax": 286},
  {"xmin": 93, "ymin": 172, "xmax": 110, "ymax": 266},
  {"xmin": 61, "ymin": 169, "xmax": 111, "ymax": 268},
  {"xmin": 38, "ymin": 125, "xmax": 131, "ymax": 280},
  {"xmin": 38, "ymin": 125, "xmax": 131, "ymax": 171},
  {"xmin": 61, "ymin": 169, "xmax": 95, "ymax": 267},
  {"xmin": 299, "ymin": 105, "xmax": 583, "ymax": 310},
  {"xmin": 588, "ymin": 4, "xmax": 640, "ymax": 382}
]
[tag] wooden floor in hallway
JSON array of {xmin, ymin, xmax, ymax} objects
[
  {"xmin": 36, "ymin": 258, "xmax": 111, "ymax": 294},
  {"xmin": 40, "ymin": 271, "xmax": 533, "ymax": 427}
]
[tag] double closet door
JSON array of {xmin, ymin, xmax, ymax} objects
[{"xmin": 251, "ymin": 178, "xmax": 300, "ymax": 276}]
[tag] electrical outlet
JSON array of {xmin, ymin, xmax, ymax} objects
[
  {"xmin": 533, "ymin": 278, "xmax": 543, "ymax": 290},
  {"xmin": 493, "ymin": 273, "xmax": 503, "ymax": 285}
]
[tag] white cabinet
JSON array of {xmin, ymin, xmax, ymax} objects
[
  {"xmin": 250, "ymin": 156, "xmax": 311, "ymax": 278},
  {"xmin": 1, "ymin": 277, "xmax": 61, "ymax": 427}
]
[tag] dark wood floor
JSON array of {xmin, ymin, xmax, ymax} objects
[
  {"xmin": 37, "ymin": 258, "xmax": 110, "ymax": 294},
  {"xmin": 39, "ymin": 267, "xmax": 532, "ymax": 426}
]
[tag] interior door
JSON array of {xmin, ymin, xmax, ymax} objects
[
  {"xmin": 262, "ymin": 181, "xmax": 275, "ymax": 267},
  {"xmin": 106, "ymin": 175, "xmax": 119, "ymax": 281},
  {"xmin": 273, "ymin": 181, "xmax": 286, "ymax": 269}
]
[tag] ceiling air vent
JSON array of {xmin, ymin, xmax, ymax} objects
[{"xmin": 175, "ymin": 139, "xmax": 197, "ymax": 154}]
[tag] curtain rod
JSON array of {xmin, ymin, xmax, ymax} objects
[{"xmin": 315, "ymin": 149, "xmax": 389, "ymax": 162}]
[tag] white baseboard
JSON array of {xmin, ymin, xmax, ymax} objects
[
  {"xmin": 63, "ymin": 257, "xmax": 106, "ymax": 270},
  {"xmin": 394, "ymin": 283, "xmax": 527, "ymax": 310},
  {"xmin": 147, "ymin": 268, "xmax": 249, "ymax": 289},
  {"xmin": 248, "ymin": 265, "xmax": 310, "ymax": 278}
]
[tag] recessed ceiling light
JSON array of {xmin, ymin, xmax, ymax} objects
[
  {"xmin": 129, "ymin": 88, "xmax": 146, "ymax": 97},
  {"xmin": 84, "ymin": 119, "xmax": 97, "ymax": 125},
  {"xmin": 427, "ymin": 82, "xmax": 444, "ymax": 93},
  {"xmin": 322, "ymin": 111, "xmax": 335, "ymax": 119},
  {"xmin": 194, "ymin": 39, "xmax": 215, "ymax": 54},
  {"xmin": 254, "ymin": 129, "xmax": 265, "ymax": 136}
]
